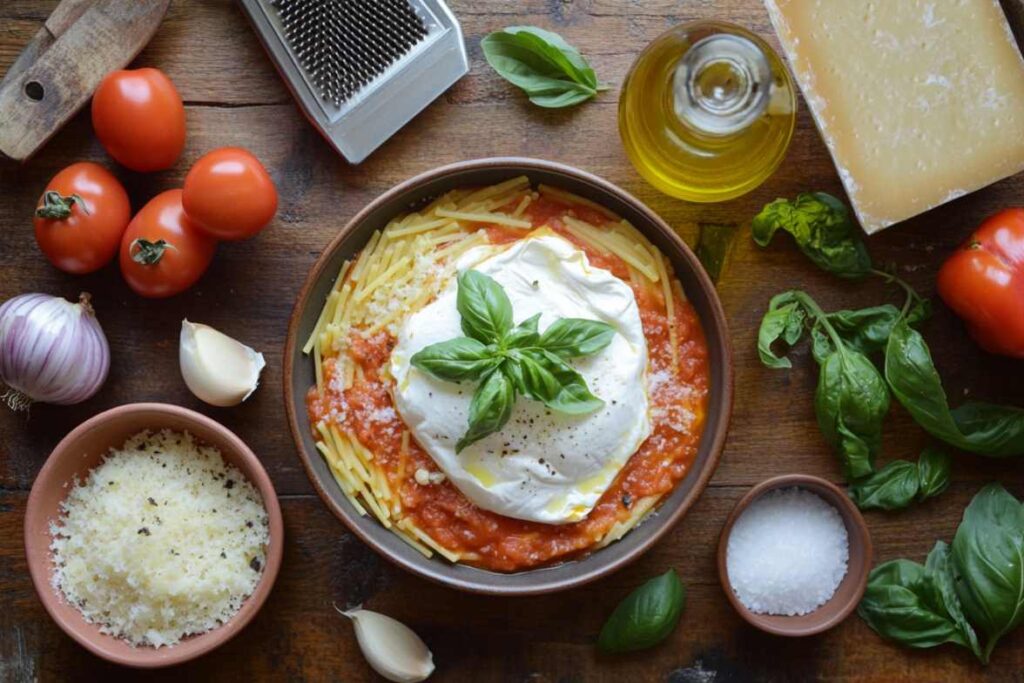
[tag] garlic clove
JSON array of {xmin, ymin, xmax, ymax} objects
[
  {"xmin": 342, "ymin": 608, "xmax": 435, "ymax": 682},
  {"xmin": 179, "ymin": 320, "xmax": 265, "ymax": 407}
]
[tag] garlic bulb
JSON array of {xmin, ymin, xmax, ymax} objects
[
  {"xmin": 179, "ymin": 320, "xmax": 265, "ymax": 407},
  {"xmin": 342, "ymin": 608, "xmax": 434, "ymax": 682}
]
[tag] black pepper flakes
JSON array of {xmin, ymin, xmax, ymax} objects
[
  {"xmin": 622, "ymin": 494, "xmax": 633, "ymax": 508},
  {"xmin": 147, "ymin": 497, "xmax": 158, "ymax": 506},
  {"xmin": 224, "ymin": 479, "xmax": 235, "ymax": 489},
  {"xmin": 138, "ymin": 527, "xmax": 151, "ymax": 536},
  {"xmin": 250, "ymin": 557, "xmax": 262, "ymax": 572}
]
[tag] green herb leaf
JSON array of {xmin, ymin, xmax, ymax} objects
[
  {"xmin": 885, "ymin": 320, "xmax": 1024, "ymax": 456},
  {"xmin": 410, "ymin": 337, "xmax": 501, "ymax": 383},
  {"xmin": 457, "ymin": 270, "xmax": 513, "ymax": 344},
  {"xmin": 849, "ymin": 460, "xmax": 919, "ymax": 511},
  {"xmin": 537, "ymin": 317, "xmax": 615, "ymax": 358},
  {"xmin": 951, "ymin": 483, "xmax": 1024, "ymax": 662},
  {"xmin": 481, "ymin": 27, "xmax": 604, "ymax": 109},
  {"xmin": 925, "ymin": 541, "xmax": 983, "ymax": 660},
  {"xmin": 598, "ymin": 569, "xmax": 685, "ymax": 653},
  {"xmin": 756, "ymin": 297, "xmax": 806, "ymax": 369},
  {"xmin": 504, "ymin": 312, "xmax": 542, "ymax": 349},
  {"xmin": 456, "ymin": 369, "xmax": 515, "ymax": 453},
  {"xmin": 815, "ymin": 347, "xmax": 890, "ymax": 481},
  {"xmin": 507, "ymin": 349, "xmax": 604, "ymax": 415},
  {"xmin": 916, "ymin": 448, "xmax": 952, "ymax": 501},
  {"xmin": 751, "ymin": 192, "xmax": 873, "ymax": 278}
]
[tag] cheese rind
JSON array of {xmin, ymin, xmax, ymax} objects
[{"xmin": 766, "ymin": 0, "xmax": 1024, "ymax": 233}]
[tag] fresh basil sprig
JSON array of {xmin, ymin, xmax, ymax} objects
[
  {"xmin": 411, "ymin": 270, "xmax": 614, "ymax": 452},
  {"xmin": 481, "ymin": 26, "xmax": 608, "ymax": 108},
  {"xmin": 598, "ymin": 569, "xmax": 686, "ymax": 653},
  {"xmin": 885, "ymin": 320, "xmax": 1024, "ymax": 457},
  {"xmin": 860, "ymin": 483, "xmax": 1024, "ymax": 664},
  {"xmin": 751, "ymin": 192, "xmax": 873, "ymax": 278},
  {"xmin": 849, "ymin": 448, "xmax": 951, "ymax": 511}
]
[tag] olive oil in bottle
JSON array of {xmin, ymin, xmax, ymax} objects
[{"xmin": 619, "ymin": 21, "xmax": 796, "ymax": 203}]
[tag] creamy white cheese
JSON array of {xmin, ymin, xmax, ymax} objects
[{"xmin": 390, "ymin": 232, "xmax": 650, "ymax": 524}]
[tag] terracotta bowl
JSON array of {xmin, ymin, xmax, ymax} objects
[
  {"xmin": 24, "ymin": 403, "xmax": 284, "ymax": 668},
  {"xmin": 716, "ymin": 474, "xmax": 872, "ymax": 636},
  {"xmin": 284, "ymin": 157, "xmax": 734, "ymax": 595}
]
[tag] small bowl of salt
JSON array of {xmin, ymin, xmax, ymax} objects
[{"xmin": 717, "ymin": 474, "xmax": 871, "ymax": 636}]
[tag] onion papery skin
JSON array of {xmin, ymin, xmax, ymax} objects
[{"xmin": 0, "ymin": 293, "xmax": 110, "ymax": 408}]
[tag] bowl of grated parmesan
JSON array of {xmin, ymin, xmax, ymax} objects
[{"xmin": 24, "ymin": 403, "xmax": 284, "ymax": 668}]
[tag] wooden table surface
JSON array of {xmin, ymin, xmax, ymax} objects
[{"xmin": 3, "ymin": 1, "xmax": 1024, "ymax": 681}]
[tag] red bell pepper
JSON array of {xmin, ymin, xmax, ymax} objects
[{"xmin": 937, "ymin": 208, "xmax": 1024, "ymax": 358}]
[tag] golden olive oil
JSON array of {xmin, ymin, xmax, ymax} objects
[{"xmin": 619, "ymin": 21, "xmax": 796, "ymax": 203}]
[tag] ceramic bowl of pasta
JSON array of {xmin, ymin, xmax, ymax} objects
[{"xmin": 285, "ymin": 158, "xmax": 732, "ymax": 594}]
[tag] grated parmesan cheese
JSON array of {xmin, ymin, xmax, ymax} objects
[{"xmin": 49, "ymin": 430, "xmax": 270, "ymax": 648}]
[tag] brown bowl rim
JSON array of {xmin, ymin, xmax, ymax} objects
[
  {"xmin": 716, "ymin": 474, "xmax": 873, "ymax": 636},
  {"xmin": 283, "ymin": 156, "xmax": 734, "ymax": 595},
  {"xmin": 23, "ymin": 403, "xmax": 285, "ymax": 668}
]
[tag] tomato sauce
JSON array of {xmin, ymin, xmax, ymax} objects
[{"xmin": 307, "ymin": 197, "xmax": 710, "ymax": 572}]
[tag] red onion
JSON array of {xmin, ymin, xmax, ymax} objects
[{"xmin": 0, "ymin": 292, "xmax": 110, "ymax": 410}]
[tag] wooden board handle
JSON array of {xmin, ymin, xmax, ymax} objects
[{"xmin": 0, "ymin": 0, "xmax": 170, "ymax": 162}]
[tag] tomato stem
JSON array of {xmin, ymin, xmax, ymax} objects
[
  {"xmin": 130, "ymin": 238, "xmax": 173, "ymax": 265},
  {"xmin": 35, "ymin": 191, "xmax": 90, "ymax": 220}
]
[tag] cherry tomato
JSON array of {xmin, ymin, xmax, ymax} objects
[
  {"xmin": 91, "ymin": 68, "xmax": 185, "ymax": 172},
  {"xmin": 182, "ymin": 147, "xmax": 278, "ymax": 240},
  {"xmin": 119, "ymin": 190, "xmax": 217, "ymax": 298},
  {"xmin": 33, "ymin": 162, "xmax": 131, "ymax": 274}
]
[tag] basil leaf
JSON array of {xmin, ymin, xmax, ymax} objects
[
  {"xmin": 756, "ymin": 298, "xmax": 806, "ymax": 369},
  {"xmin": 598, "ymin": 569, "xmax": 685, "ymax": 653},
  {"xmin": 481, "ymin": 28, "xmax": 603, "ymax": 109},
  {"xmin": 815, "ymin": 348, "xmax": 890, "ymax": 481},
  {"xmin": 508, "ymin": 349, "xmax": 604, "ymax": 415},
  {"xmin": 751, "ymin": 192, "xmax": 873, "ymax": 278},
  {"xmin": 917, "ymin": 448, "xmax": 952, "ymax": 501},
  {"xmin": 456, "ymin": 369, "xmax": 515, "ymax": 453},
  {"xmin": 537, "ymin": 317, "xmax": 615, "ymax": 358},
  {"xmin": 849, "ymin": 460, "xmax": 919, "ymax": 511},
  {"xmin": 885, "ymin": 320, "xmax": 1024, "ymax": 456},
  {"xmin": 457, "ymin": 270, "xmax": 513, "ymax": 344},
  {"xmin": 858, "ymin": 553, "xmax": 977, "ymax": 655},
  {"xmin": 925, "ymin": 541, "xmax": 982, "ymax": 660},
  {"xmin": 504, "ymin": 312, "xmax": 541, "ymax": 349},
  {"xmin": 951, "ymin": 483, "xmax": 1024, "ymax": 663},
  {"xmin": 410, "ymin": 337, "xmax": 500, "ymax": 383}
]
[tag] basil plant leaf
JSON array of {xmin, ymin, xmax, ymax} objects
[
  {"xmin": 456, "ymin": 369, "xmax": 515, "ymax": 453},
  {"xmin": 508, "ymin": 349, "xmax": 604, "ymax": 415},
  {"xmin": 858, "ymin": 551, "xmax": 979, "ymax": 657},
  {"xmin": 916, "ymin": 447, "xmax": 952, "ymax": 501},
  {"xmin": 504, "ymin": 312, "xmax": 541, "ymax": 349},
  {"xmin": 814, "ymin": 348, "xmax": 890, "ymax": 481},
  {"xmin": 481, "ymin": 27, "xmax": 603, "ymax": 109},
  {"xmin": 885, "ymin": 320, "xmax": 1024, "ymax": 456},
  {"xmin": 951, "ymin": 483, "xmax": 1024, "ymax": 663},
  {"xmin": 410, "ymin": 337, "xmax": 500, "ymax": 383},
  {"xmin": 756, "ymin": 297, "xmax": 806, "ymax": 369},
  {"xmin": 751, "ymin": 192, "xmax": 873, "ymax": 278},
  {"xmin": 849, "ymin": 460, "xmax": 919, "ymax": 511},
  {"xmin": 457, "ymin": 270, "xmax": 513, "ymax": 344},
  {"xmin": 537, "ymin": 317, "xmax": 615, "ymax": 358},
  {"xmin": 598, "ymin": 569, "xmax": 686, "ymax": 654},
  {"xmin": 924, "ymin": 541, "xmax": 983, "ymax": 660}
]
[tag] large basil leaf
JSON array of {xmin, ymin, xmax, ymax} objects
[
  {"xmin": 925, "ymin": 541, "xmax": 982, "ymax": 660},
  {"xmin": 858, "ymin": 551, "xmax": 979, "ymax": 656},
  {"xmin": 507, "ymin": 349, "xmax": 603, "ymax": 415},
  {"xmin": 815, "ymin": 348, "xmax": 890, "ymax": 480},
  {"xmin": 537, "ymin": 317, "xmax": 615, "ymax": 358},
  {"xmin": 410, "ymin": 337, "xmax": 500, "ymax": 383},
  {"xmin": 504, "ymin": 312, "xmax": 541, "ymax": 349},
  {"xmin": 598, "ymin": 570, "xmax": 685, "ymax": 653},
  {"xmin": 481, "ymin": 27, "xmax": 604, "ymax": 109},
  {"xmin": 951, "ymin": 484, "xmax": 1024, "ymax": 662},
  {"xmin": 885, "ymin": 320, "xmax": 1024, "ymax": 456},
  {"xmin": 456, "ymin": 369, "xmax": 514, "ymax": 453},
  {"xmin": 849, "ymin": 448, "xmax": 951, "ymax": 511},
  {"xmin": 457, "ymin": 270, "xmax": 513, "ymax": 344},
  {"xmin": 751, "ymin": 192, "xmax": 873, "ymax": 278}
]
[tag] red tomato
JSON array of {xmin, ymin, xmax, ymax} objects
[
  {"xmin": 182, "ymin": 147, "xmax": 278, "ymax": 240},
  {"xmin": 33, "ymin": 162, "xmax": 131, "ymax": 274},
  {"xmin": 119, "ymin": 190, "xmax": 217, "ymax": 298},
  {"xmin": 91, "ymin": 68, "xmax": 185, "ymax": 172}
]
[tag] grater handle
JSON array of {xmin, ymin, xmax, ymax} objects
[{"xmin": 0, "ymin": 0, "xmax": 170, "ymax": 163}]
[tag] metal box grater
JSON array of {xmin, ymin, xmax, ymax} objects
[{"xmin": 238, "ymin": 0, "xmax": 468, "ymax": 164}]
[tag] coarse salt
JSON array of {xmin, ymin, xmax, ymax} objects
[{"xmin": 726, "ymin": 487, "xmax": 848, "ymax": 616}]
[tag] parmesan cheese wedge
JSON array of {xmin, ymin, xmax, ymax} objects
[{"xmin": 179, "ymin": 320, "xmax": 266, "ymax": 407}]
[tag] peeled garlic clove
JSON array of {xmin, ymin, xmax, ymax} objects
[
  {"xmin": 179, "ymin": 320, "xmax": 266, "ymax": 407},
  {"xmin": 343, "ymin": 608, "xmax": 434, "ymax": 682}
]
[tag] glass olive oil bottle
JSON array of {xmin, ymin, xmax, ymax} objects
[{"xmin": 619, "ymin": 21, "xmax": 796, "ymax": 203}]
